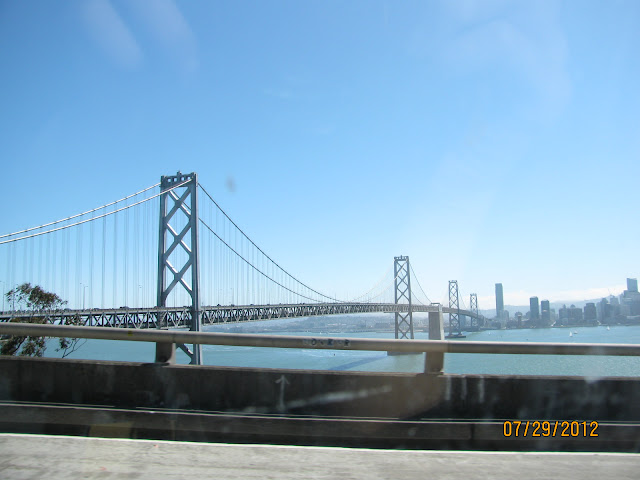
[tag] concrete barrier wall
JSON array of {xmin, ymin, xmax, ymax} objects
[{"xmin": 1, "ymin": 356, "xmax": 639, "ymax": 421}]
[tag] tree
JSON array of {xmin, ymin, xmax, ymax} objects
[{"xmin": 1, "ymin": 283, "xmax": 85, "ymax": 358}]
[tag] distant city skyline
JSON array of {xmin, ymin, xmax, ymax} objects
[
  {"xmin": 478, "ymin": 283, "xmax": 628, "ymax": 310},
  {"xmin": 479, "ymin": 278, "xmax": 636, "ymax": 316}
]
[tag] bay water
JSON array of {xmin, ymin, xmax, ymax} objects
[{"xmin": 45, "ymin": 314, "xmax": 640, "ymax": 377}]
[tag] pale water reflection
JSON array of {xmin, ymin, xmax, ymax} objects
[{"xmin": 46, "ymin": 320, "xmax": 640, "ymax": 377}]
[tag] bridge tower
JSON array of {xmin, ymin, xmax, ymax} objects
[
  {"xmin": 470, "ymin": 293, "xmax": 479, "ymax": 329},
  {"xmin": 157, "ymin": 172, "xmax": 202, "ymax": 365},
  {"xmin": 393, "ymin": 256, "xmax": 413, "ymax": 339},
  {"xmin": 446, "ymin": 280, "xmax": 464, "ymax": 338}
]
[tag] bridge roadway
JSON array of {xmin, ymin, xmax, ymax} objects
[{"xmin": 0, "ymin": 303, "xmax": 481, "ymax": 329}]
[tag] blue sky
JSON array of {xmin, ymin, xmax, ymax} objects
[{"xmin": 1, "ymin": 0, "xmax": 639, "ymax": 308}]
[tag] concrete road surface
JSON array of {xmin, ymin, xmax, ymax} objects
[{"xmin": 1, "ymin": 434, "xmax": 639, "ymax": 479}]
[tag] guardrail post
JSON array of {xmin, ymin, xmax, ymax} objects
[
  {"xmin": 155, "ymin": 342, "xmax": 176, "ymax": 364},
  {"xmin": 425, "ymin": 306, "xmax": 444, "ymax": 374}
]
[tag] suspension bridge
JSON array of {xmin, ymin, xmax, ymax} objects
[
  {"xmin": 3, "ymin": 172, "xmax": 638, "ymax": 456},
  {"xmin": 0, "ymin": 171, "xmax": 485, "ymax": 364}
]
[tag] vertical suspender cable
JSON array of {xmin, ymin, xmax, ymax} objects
[
  {"xmin": 89, "ymin": 210, "xmax": 94, "ymax": 308},
  {"xmin": 123, "ymin": 197, "xmax": 128, "ymax": 307},
  {"xmin": 113, "ymin": 202, "xmax": 118, "ymax": 308},
  {"xmin": 101, "ymin": 208, "xmax": 106, "ymax": 309},
  {"xmin": 133, "ymin": 194, "xmax": 139, "ymax": 307}
]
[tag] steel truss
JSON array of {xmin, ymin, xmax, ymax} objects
[
  {"xmin": 393, "ymin": 256, "xmax": 413, "ymax": 339},
  {"xmin": 448, "ymin": 280, "xmax": 462, "ymax": 337},
  {"xmin": 469, "ymin": 293, "xmax": 480, "ymax": 329},
  {"xmin": 0, "ymin": 303, "xmax": 480, "ymax": 328},
  {"xmin": 157, "ymin": 172, "xmax": 202, "ymax": 364}
]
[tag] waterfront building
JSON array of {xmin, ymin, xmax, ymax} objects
[
  {"xmin": 500, "ymin": 310, "xmax": 509, "ymax": 328},
  {"xmin": 540, "ymin": 300, "xmax": 551, "ymax": 326},
  {"xmin": 515, "ymin": 312, "xmax": 523, "ymax": 327},
  {"xmin": 609, "ymin": 296, "xmax": 622, "ymax": 318},
  {"xmin": 495, "ymin": 284, "xmax": 504, "ymax": 319},
  {"xmin": 529, "ymin": 297, "xmax": 540, "ymax": 325},
  {"xmin": 621, "ymin": 278, "xmax": 640, "ymax": 316},
  {"xmin": 598, "ymin": 298, "xmax": 613, "ymax": 323},
  {"xmin": 558, "ymin": 304, "xmax": 569, "ymax": 325},
  {"xmin": 506, "ymin": 318, "xmax": 518, "ymax": 329},
  {"xmin": 584, "ymin": 303, "xmax": 597, "ymax": 323},
  {"xmin": 568, "ymin": 305, "xmax": 583, "ymax": 324}
]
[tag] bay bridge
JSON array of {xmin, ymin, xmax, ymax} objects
[
  {"xmin": 2, "ymin": 172, "xmax": 640, "ymax": 456},
  {"xmin": 0, "ymin": 171, "xmax": 485, "ymax": 364},
  {"xmin": 0, "ymin": 303, "xmax": 480, "ymax": 331}
]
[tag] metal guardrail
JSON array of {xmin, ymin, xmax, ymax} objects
[{"xmin": 2, "ymin": 322, "xmax": 640, "ymax": 357}]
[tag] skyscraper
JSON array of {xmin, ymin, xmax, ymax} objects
[
  {"xmin": 530, "ymin": 297, "xmax": 540, "ymax": 324},
  {"xmin": 495, "ymin": 283, "xmax": 504, "ymax": 319},
  {"xmin": 540, "ymin": 300, "xmax": 551, "ymax": 325},
  {"xmin": 584, "ymin": 303, "xmax": 597, "ymax": 323},
  {"xmin": 622, "ymin": 278, "xmax": 640, "ymax": 315}
]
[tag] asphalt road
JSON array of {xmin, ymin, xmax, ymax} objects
[{"xmin": 1, "ymin": 434, "xmax": 640, "ymax": 479}]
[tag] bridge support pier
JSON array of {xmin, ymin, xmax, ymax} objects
[
  {"xmin": 425, "ymin": 306, "xmax": 444, "ymax": 374},
  {"xmin": 155, "ymin": 342, "xmax": 176, "ymax": 364}
]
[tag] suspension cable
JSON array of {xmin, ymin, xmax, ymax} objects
[
  {"xmin": 364, "ymin": 281, "xmax": 396, "ymax": 303},
  {"xmin": 409, "ymin": 264, "xmax": 432, "ymax": 305},
  {"xmin": 344, "ymin": 264, "xmax": 394, "ymax": 302},
  {"xmin": 0, "ymin": 183, "xmax": 160, "ymax": 239},
  {"xmin": 198, "ymin": 217, "xmax": 343, "ymax": 304},
  {"xmin": 0, "ymin": 180, "xmax": 188, "ymax": 245},
  {"xmin": 198, "ymin": 183, "xmax": 346, "ymax": 303}
]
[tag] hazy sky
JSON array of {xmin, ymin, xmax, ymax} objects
[{"xmin": 1, "ymin": 0, "xmax": 639, "ymax": 308}]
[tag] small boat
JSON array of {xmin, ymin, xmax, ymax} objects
[
  {"xmin": 573, "ymin": 331, "xmax": 578, "ymax": 334},
  {"xmin": 569, "ymin": 332, "xmax": 573, "ymax": 337},
  {"xmin": 607, "ymin": 326, "xmax": 611, "ymax": 331}
]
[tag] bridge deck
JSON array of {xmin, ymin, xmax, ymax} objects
[{"xmin": 0, "ymin": 303, "xmax": 481, "ymax": 329}]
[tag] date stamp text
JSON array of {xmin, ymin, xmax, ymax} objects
[{"xmin": 503, "ymin": 421, "xmax": 599, "ymax": 438}]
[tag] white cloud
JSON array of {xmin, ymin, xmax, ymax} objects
[
  {"xmin": 427, "ymin": 0, "xmax": 571, "ymax": 118},
  {"xmin": 263, "ymin": 88, "xmax": 294, "ymax": 100},
  {"xmin": 129, "ymin": 0, "xmax": 198, "ymax": 74},
  {"xmin": 82, "ymin": 0, "xmax": 142, "ymax": 68}
]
